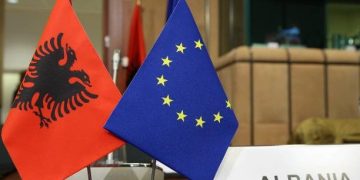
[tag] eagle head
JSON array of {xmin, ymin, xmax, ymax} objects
[{"xmin": 79, "ymin": 70, "xmax": 92, "ymax": 87}]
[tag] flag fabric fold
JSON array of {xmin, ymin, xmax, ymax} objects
[
  {"xmin": 126, "ymin": 2, "xmax": 146, "ymax": 85},
  {"xmin": 1, "ymin": 0, "xmax": 124, "ymax": 179},
  {"xmin": 104, "ymin": 0, "xmax": 239, "ymax": 179}
]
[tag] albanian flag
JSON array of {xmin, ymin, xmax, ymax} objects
[
  {"xmin": 1, "ymin": 0, "xmax": 124, "ymax": 179},
  {"xmin": 126, "ymin": 1, "xmax": 146, "ymax": 86}
]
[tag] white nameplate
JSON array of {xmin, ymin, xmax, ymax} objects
[{"xmin": 158, "ymin": 145, "xmax": 360, "ymax": 180}]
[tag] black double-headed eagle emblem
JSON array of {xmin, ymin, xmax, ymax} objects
[{"xmin": 12, "ymin": 33, "xmax": 98, "ymax": 128}]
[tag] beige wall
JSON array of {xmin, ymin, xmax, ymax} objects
[{"xmin": 3, "ymin": 0, "xmax": 103, "ymax": 71}]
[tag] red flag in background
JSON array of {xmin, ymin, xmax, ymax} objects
[
  {"xmin": 1, "ymin": 0, "xmax": 124, "ymax": 179},
  {"xmin": 126, "ymin": 1, "xmax": 146, "ymax": 86}
]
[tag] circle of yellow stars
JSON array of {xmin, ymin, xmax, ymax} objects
[{"xmin": 157, "ymin": 39, "xmax": 232, "ymax": 128}]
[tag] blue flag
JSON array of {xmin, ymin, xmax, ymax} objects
[
  {"xmin": 166, "ymin": 0, "xmax": 179, "ymax": 20},
  {"xmin": 105, "ymin": 0, "xmax": 238, "ymax": 179}
]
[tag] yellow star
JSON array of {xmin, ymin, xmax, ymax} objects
[
  {"xmin": 194, "ymin": 40, "xmax": 203, "ymax": 50},
  {"xmin": 176, "ymin": 43, "xmax": 186, "ymax": 54},
  {"xmin": 156, "ymin": 75, "xmax": 168, "ymax": 86},
  {"xmin": 195, "ymin": 116, "xmax": 205, "ymax": 128},
  {"xmin": 213, "ymin": 112, "xmax": 223, "ymax": 123},
  {"xmin": 177, "ymin": 110, "xmax": 187, "ymax": 122},
  {"xmin": 162, "ymin": 56, "xmax": 172, "ymax": 67},
  {"xmin": 162, "ymin": 95, "xmax": 173, "ymax": 106},
  {"xmin": 226, "ymin": 100, "xmax": 232, "ymax": 109}
]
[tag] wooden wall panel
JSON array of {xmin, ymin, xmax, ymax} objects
[
  {"xmin": 217, "ymin": 66, "xmax": 233, "ymax": 101},
  {"xmin": 288, "ymin": 48, "xmax": 324, "ymax": 62},
  {"xmin": 291, "ymin": 65, "xmax": 325, "ymax": 129},
  {"xmin": 231, "ymin": 63, "xmax": 250, "ymax": 146},
  {"xmin": 219, "ymin": 0, "xmax": 245, "ymax": 55},
  {"xmin": 253, "ymin": 64, "xmax": 289, "ymax": 145},
  {"xmin": 328, "ymin": 66, "xmax": 360, "ymax": 118},
  {"xmin": 215, "ymin": 47, "xmax": 251, "ymax": 146},
  {"xmin": 141, "ymin": 0, "xmax": 167, "ymax": 53},
  {"xmin": 208, "ymin": 0, "xmax": 219, "ymax": 59},
  {"xmin": 251, "ymin": 48, "xmax": 287, "ymax": 61},
  {"xmin": 218, "ymin": 64, "xmax": 251, "ymax": 146},
  {"xmin": 255, "ymin": 124, "xmax": 288, "ymax": 145},
  {"xmin": 215, "ymin": 47, "xmax": 360, "ymax": 146}
]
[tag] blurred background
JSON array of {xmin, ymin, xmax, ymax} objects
[{"xmin": 0, "ymin": 0, "xmax": 359, "ymax": 179}]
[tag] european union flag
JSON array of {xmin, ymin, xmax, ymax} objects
[{"xmin": 104, "ymin": 0, "xmax": 238, "ymax": 179}]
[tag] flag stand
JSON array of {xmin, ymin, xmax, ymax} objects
[
  {"xmin": 86, "ymin": 166, "xmax": 92, "ymax": 180},
  {"xmin": 105, "ymin": 49, "xmax": 128, "ymax": 165},
  {"xmin": 150, "ymin": 159, "xmax": 157, "ymax": 180}
]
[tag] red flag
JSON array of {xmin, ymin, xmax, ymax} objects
[
  {"xmin": 126, "ymin": 2, "xmax": 146, "ymax": 85},
  {"xmin": 1, "ymin": 0, "xmax": 124, "ymax": 179}
]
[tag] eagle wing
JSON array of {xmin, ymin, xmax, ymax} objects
[
  {"xmin": 12, "ymin": 75, "xmax": 35, "ymax": 111},
  {"xmin": 12, "ymin": 33, "xmax": 65, "ymax": 112},
  {"xmin": 45, "ymin": 84, "xmax": 98, "ymax": 121},
  {"xmin": 28, "ymin": 33, "xmax": 64, "ymax": 79}
]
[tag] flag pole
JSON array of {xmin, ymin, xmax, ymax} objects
[
  {"xmin": 105, "ymin": 49, "xmax": 121, "ymax": 164},
  {"xmin": 112, "ymin": 49, "xmax": 121, "ymax": 84},
  {"xmin": 86, "ymin": 166, "xmax": 92, "ymax": 180},
  {"xmin": 150, "ymin": 159, "xmax": 156, "ymax": 180}
]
